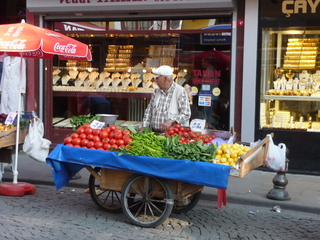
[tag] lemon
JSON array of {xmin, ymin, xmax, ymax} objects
[
  {"xmin": 233, "ymin": 158, "xmax": 239, "ymax": 164},
  {"xmin": 223, "ymin": 153, "xmax": 231, "ymax": 159},
  {"xmin": 227, "ymin": 158, "xmax": 234, "ymax": 163},
  {"xmin": 238, "ymin": 150, "xmax": 245, "ymax": 156},
  {"xmin": 216, "ymin": 149, "xmax": 223, "ymax": 155},
  {"xmin": 230, "ymin": 153, "xmax": 238, "ymax": 159},
  {"xmin": 220, "ymin": 157, "xmax": 227, "ymax": 163},
  {"xmin": 243, "ymin": 147, "xmax": 250, "ymax": 152},
  {"xmin": 215, "ymin": 154, "xmax": 221, "ymax": 159}
]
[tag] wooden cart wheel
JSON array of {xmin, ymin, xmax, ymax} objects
[
  {"xmin": 88, "ymin": 167, "xmax": 122, "ymax": 213},
  {"xmin": 172, "ymin": 191, "xmax": 201, "ymax": 214},
  {"xmin": 121, "ymin": 174, "xmax": 174, "ymax": 228}
]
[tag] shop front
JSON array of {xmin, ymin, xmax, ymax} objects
[
  {"xmin": 26, "ymin": 0, "xmax": 240, "ymax": 147},
  {"xmin": 256, "ymin": 0, "xmax": 320, "ymax": 174}
]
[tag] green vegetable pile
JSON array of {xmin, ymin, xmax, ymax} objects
[
  {"xmin": 118, "ymin": 125, "xmax": 218, "ymax": 162},
  {"xmin": 118, "ymin": 127, "xmax": 167, "ymax": 158},
  {"xmin": 70, "ymin": 114, "xmax": 101, "ymax": 131},
  {"xmin": 163, "ymin": 134, "xmax": 218, "ymax": 161}
]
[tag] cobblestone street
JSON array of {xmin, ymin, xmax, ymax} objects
[{"xmin": 0, "ymin": 185, "xmax": 319, "ymax": 240}]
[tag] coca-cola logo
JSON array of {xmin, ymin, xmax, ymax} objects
[
  {"xmin": 0, "ymin": 39, "xmax": 27, "ymax": 50},
  {"xmin": 21, "ymin": 50, "xmax": 44, "ymax": 57},
  {"xmin": 54, "ymin": 42, "xmax": 77, "ymax": 54}
]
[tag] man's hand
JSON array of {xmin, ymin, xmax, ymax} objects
[{"xmin": 160, "ymin": 119, "xmax": 175, "ymax": 132}]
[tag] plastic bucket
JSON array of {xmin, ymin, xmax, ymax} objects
[{"xmin": 96, "ymin": 114, "xmax": 118, "ymax": 126}]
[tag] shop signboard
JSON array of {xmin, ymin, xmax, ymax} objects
[
  {"xmin": 27, "ymin": 0, "xmax": 236, "ymax": 13},
  {"xmin": 260, "ymin": 0, "xmax": 320, "ymax": 27}
]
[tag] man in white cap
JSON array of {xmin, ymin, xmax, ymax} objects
[{"xmin": 141, "ymin": 65, "xmax": 191, "ymax": 133}]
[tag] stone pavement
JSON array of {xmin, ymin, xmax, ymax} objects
[{"xmin": 1, "ymin": 154, "xmax": 320, "ymax": 214}]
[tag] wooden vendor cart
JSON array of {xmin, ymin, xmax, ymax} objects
[{"xmin": 46, "ymin": 133, "xmax": 271, "ymax": 228}]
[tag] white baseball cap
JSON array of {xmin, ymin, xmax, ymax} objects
[{"xmin": 152, "ymin": 65, "xmax": 174, "ymax": 78}]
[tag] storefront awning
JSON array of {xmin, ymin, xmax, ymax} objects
[{"xmin": 27, "ymin": 0, "xmax": 236, "ymax": 16}]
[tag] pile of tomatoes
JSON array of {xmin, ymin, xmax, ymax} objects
[
  {"xmin": 164, "ymin": 124, "xmax": 216, "ymax": 144},
  {"xmin": 63, "ymin": 124, "xmax": 133, "ymax": 151}
]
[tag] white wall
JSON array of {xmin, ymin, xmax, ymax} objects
[{"xmin": 241, "ymin": 0, "xmax": 259, "ymax": 142}]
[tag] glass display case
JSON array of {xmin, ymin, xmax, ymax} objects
[{"xmin": 260, "ymin": 27, "xmax": 320, "ymax": 132}]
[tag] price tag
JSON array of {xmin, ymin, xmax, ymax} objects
[
  {"xmin": 90, "ymin": 120, "xmax": 105, "ymax": 129},
  {"xmin": 190, "ymin": 118, "xmax": 206, "ymax": 132},
  {"xmin": 5, "ymin": 111, "xmax": 17, "ymax": 125}
]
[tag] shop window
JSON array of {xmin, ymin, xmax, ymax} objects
[{"xmin": 50, "ymin": 18, "xmax": 231, "ymax": 137}]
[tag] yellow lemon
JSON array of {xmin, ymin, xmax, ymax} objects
[
  {"xmin": 243, "ymin": 147, "xmax": 250, "ymax": 152},
  {"xmin": 238, "ymin": 150, "xmax": 245, "ymax": 156},
  {"xmin": 230, "ymin": 153, "xmax": 238, "ymax": 159},
  {"xmin": 223, "ymin": 153, "xmax": 231, "ymax": 159},
  {"xmin": 215, "ymin": 154, "xmax": 221, "ymax": 160},
  {"xmin": 216, "ymin": 149, "xmax": 223, "ymax": 155},
  {"xmin": 220, "ymin": 157, "xmax": 227, "ymax": 163},
  {"xmin": 228, "ymin": 158, "xmax": 234, "ymax": 163},
  {"xmin": 233, "ymin": 158, "xmax": 239, "ymax": 164}
]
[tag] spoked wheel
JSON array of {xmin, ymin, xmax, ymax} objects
[
  {"xmin": 121, "ymin": 174, "xmax": 174, "ymax": 228},
  {"xmin": 172, "ymin": 191, "xmax": 201, "ymax": 214},
  {"xmin": 88, "ymin": 167, "xmax": 122, "ymax": 213}
]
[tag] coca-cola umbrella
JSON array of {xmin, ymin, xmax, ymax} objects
[{"xmin": 0, "ymin": 20, "xmax": 92, "ymax": 193}]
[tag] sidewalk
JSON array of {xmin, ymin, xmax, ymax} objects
[{"xmin": 1, "ymin": 154, "xmax": 320, "ymax": 214}]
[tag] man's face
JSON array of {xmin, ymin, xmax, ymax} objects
[{"xmin": 155, "ymin": 75, "xmax": 167, "ymax": 89}]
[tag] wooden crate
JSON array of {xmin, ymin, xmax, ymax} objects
[
  {"xmin": 230, "ymin": 135, "xmax": 270, "ymax": 178},
  {"xmin": 0, "ymin": 126, "xmax": 29, "ymax": 148}
]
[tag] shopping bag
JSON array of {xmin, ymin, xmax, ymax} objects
[
  {"xmin": 23, "ymin": 118, "xmax": 51, "ymax": 163},
  {"xmin": 265, "ymin": 135, "xmax": 286, "ymax": 172}
]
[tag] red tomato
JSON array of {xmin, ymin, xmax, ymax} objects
[
  {"xmin": 87, "ymin": 141, "xmax": 95, "ymax": 148},
  {"xmin": 92, "ymin": 129, "xmax": 101, "ymax": 136},
  {"xmin": 124, "ymin": 138, "xmax": 133, "ymax": 145},
  {"xmin": 100, "ymin": 130, "xmax": 109, "ymax": 139},
  {"xmin": 95, "ymin": 141, "xmax": 103, "ymax": 149},
  {"xmin": 97, "ymin": 147, "xmax": 104, "ymax": 151},
  {"xmin": 122, "ymin": 129, "xmax": 130, "ymax": 135},
  {"xmin": 71, "ymin": 133, "xmax": 79, "ymax": 139},
  {"xmin": 82, "ymin": 146, "xmax": 88, "ymax": 149},
  {"xmin": 72, "ymin": 137, "xmax": 81, "ymax": 145},
  {"xmin": 111, "ymin": 144, "xmax": 118, "ymax": 150},
  {"xmin": 109, "ymin": 138, "xmax": 116, "ymax": 145},
  {"xmin": 114, "ymin": 131, "xmax": 123, "ymax": 140},
  {"xmin": 179, "ymin": 127, "xmax": 185, "ymax": 132},
  {"xmin": 109, "ymin": 125, "xmax": 116, "ymax": 131},
  {"xmin": 79, "ymin": 133, "xmax": 87, "ymax": 140},
  {"xmin": 103, "ymin": 143, "xmax": 111, "ymax": 150},
  {"xmin": 83, "ymin": 124, "xmax": 91, "ymax": 128},
  {"xmin": 101, "ymin": 137, "xmax": 110, "ymax": 143},
  {"xmin": 84, "ymin": 127, "xmax": 93, "ymax": 135},
  {"xmin": 108, "ymin": 131, "xmax": 114, "ymax": 139},
  {"xmin": 64, "ymin": 136, "xmax": 72, "ymax": 144},
  {"xmin": 76, "ymin": 127, "xmax": 85, "ymax": 134},
  {"xmin": 116, "ymin": 139, "xmax": 124, "ymax": 146},
  {"xmin": 175, "ymin": 124, "xmax": 181, "ymax": 128},
  {"xmin": 80, "ymin": 138, "xmax": 89, "ymax": 146},
  {"xmin": 86, "ymin": 134, "xmax": 94, "ymax": 141},
  {"xmin": 74, "ymin": 144, "xmax": 81, "ymax": 148},
  {"xmin": 66, "ymin": 143, "xmax": 73, "ymax": 147},
  {"xmin": 93, "ymin": 135, "xmax": 101, "ymax": 143}
]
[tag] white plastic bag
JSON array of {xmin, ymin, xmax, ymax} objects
[
  {"xmin": 265, "ymin": 135, "xmax": 286, "ymax": 172},
  {"xmin": 23, "ymin": 118, "xmax": 51, "ymax": 163}
]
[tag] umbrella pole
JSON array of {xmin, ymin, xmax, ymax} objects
[{"xmin": 12, "ymin": 57, "xmax": 23, "ymax": 184}]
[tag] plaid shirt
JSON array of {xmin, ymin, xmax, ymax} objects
[{"xmin": 143, "ymin": 82, "xmax": 191, "ymax": 132}]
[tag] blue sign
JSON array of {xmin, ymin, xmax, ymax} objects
[{"xmin": 201, "ymin": 32, "xmax": 231, "ymax": 45}]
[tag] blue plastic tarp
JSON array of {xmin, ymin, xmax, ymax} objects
[{"xmin": 46, "ymin": 144, "xmax": 231, "ymax": 190}]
